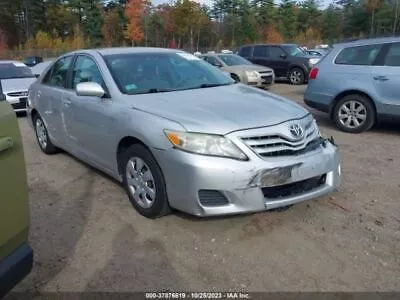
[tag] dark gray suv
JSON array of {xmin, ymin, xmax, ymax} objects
[{"xmin": 238, "ymin": 44, "xmax": 320, "ymax": 85}]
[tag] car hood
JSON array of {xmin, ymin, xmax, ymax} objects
[
  {"xmin": 224, "ymin": 64, "xmax": 273, "ymax": 72},
  {"xmin": 1, "ymin": 77, "xmax": 37, "ymax": 93},
  {"xmin": 127, "ymin": 84, "xmax": 309, "ymax": 134}
]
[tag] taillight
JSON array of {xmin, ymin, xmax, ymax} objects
[{"xmin": 309, "ymin": 67, "xmax": 319, "ymax": 79}]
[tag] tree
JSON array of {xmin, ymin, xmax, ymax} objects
[
  {"xmin": 124, "ymin": 0, "xmax": 148, "ymax": 45},
  {"xmin": 264, "ymin": 25, "xmax": 283, "ymax": 43},
  {"xmin": 103, "ymin": 8, "xmax": 124, "ymax": 46},
  {"xmin": 278, "ymin": 0, "xmax": 299, "ymax": 41}
]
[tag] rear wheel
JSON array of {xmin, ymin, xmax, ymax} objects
[
  {"xmin": 120, "ymin": 144, "xmax": 171, "ymax": 218},
  {"xmin": 288, "ymin": 68, "xmax": 305, "ymax": 85},
  {"xmin": 332, "ymin": 94, "xmax": 375, "ymax": 133},
  {"xmin": 34, "ymin": 114, "xmax": 59, "ymax": 154}
]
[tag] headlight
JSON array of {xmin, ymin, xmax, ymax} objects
[
  {"xmin": 164, "ymin": 130, "xmax": 248, "ymax": 160},
  {"xmin": 309, "ymin": 58, "xmax": 320, "ymax": 66},
  {"xmin": 245, "ymin": 71, "xmax": 259, "ymax": 82}
]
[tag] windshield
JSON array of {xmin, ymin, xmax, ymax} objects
[
  {"xmin": 218, "ymin": 54, "xmax": 252, "ymax": 66},
  {"xmin": 104, "ymin": 52, "xmax": 235, "ymax": 95},
  {"xmin": 0, "ymin": 63, "xmax": 35, "ymax": 79},
  {"xmin": 282, "ymin": 45, "xmax": 307, "ymax": 57}
]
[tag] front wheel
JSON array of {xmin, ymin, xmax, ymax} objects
[
  {"xmin": 120, "ymin": 144, "xmax": 171, "ymax": 218},
  {"xmin": 288, "ymin": 68, "xmax": 305, "ymax": 85},
  {"xmin": 332, "ymin": 94, "xmax": 375, "ymax": 133}
]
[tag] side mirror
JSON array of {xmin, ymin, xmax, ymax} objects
[
  {"xmin": 214, "ymin": 62, "xmax": 223, "ymax": 68},
  {"xmin": 76, "ymin": 82, "xmax": 105, "ymax": 98},
  {"xmin": 0, "ymin": 93, "xmax": 6, "ymax": 101},
  {"xmin": 35, "ymin": 74, "xmax": 40, "ymax": 78},
  {"xmin": 280, "ymin": 54, "xmax": 287, "ymax": 59}
]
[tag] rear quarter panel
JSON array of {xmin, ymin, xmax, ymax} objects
[{"xmin": 306, "ymin": 50, "xmax": 381, "ymax": 110}]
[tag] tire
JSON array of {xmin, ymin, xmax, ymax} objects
[
  {"xmin": 288, "ymin": 67, "xmax": 305, "ymax": 85},
  {"xmin": 332, "ymin": 94, "xmax": 375, "ymax": 133},
  {"xmin": 231, "ymin": 73, "xmax": 240, "ymax": 82},
  {"xmin": 119, "ymin": 144, "xmax": 171, "ymax": 218},
  {"xmin": 33, "ymin": 114, "xmax": 59, "ymax": 154}
]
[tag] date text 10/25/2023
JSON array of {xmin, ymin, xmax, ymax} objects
[{"xmin": 145, "ymin": 292, "xmax": 250, "ymax": 299}]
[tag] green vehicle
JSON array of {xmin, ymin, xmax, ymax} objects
[{"xmin": 0, "ymin": 87, "xmax": 33, "ymax": 297}]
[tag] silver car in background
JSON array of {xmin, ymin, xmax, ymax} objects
[
  {"xmin": 0, "ymin": 61, "xmax": 36, "ymax": 112},
  {"xmin": 27, "ymin": 48, "xmax": 340, "ymax": 219},
  {"xmin": 200, "ymin": 53, "xmax": 275, "ymax": 88}
]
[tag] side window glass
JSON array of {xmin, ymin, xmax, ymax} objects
[
  {"xmin": 239, "ymin": 47, "xmax": 252, "ymax": 57},
  {"xmin": 269, "ymin": 47, "xmax": 285, "ymax": 58},
  {"xmin": 335, "ymin": 44, "xmax": 383, "ymax": 66},
  {"xmin": 47, "ymin": 56, "xmax": 73, "ymax": 88},
  {"xmin": 206, "ymin": 56, "xmax": 219, "ymax": 66},
  {"xmin": 253, "ymin": 46, "xmax": 269, "ymax": 58},
  {"xmin": 42, "ymin": 67, "xmax": 53, "ymax": 84},
  {"xmin": 72, "ymin": 56, "xmax": 104, "ymax": 90},
  {"xmin": 384, "ymin": 43, "xmax": 400, "ymax": 67}
]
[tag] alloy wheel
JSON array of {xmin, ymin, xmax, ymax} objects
[
  {"xmin": 338, "ymin": 100, "xmax": 367, "ymax": 129},
  {"xmin": 290, "ymin": 70, "xmax": 303, "ymax": 84}
]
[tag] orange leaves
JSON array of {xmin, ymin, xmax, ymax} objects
[
  {"xmin": 264, "ymin": 26, "xmax": 283, "ymax": 43},
  {"xmin": 103, "ymin": 9, "xmax": 121, "ymax": 47},
  {"xmin": 124, "ymin": 0, "xmax": 149, "ymax": 44}
]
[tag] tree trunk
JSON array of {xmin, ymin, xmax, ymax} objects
[
  {"xmin": 190, "ymin": 27, "xmax": 194, "ymax": 53},
  {"xmin": 197, "ymin": 29, "xmax": 200, "ymax": 52},
  {"xmin": 370, "ymin": 9, "xmax": 375, "ymax": 37},
  {"xmin": 394, "ymin": 0, "xmax": 400, "ymax": 34}
]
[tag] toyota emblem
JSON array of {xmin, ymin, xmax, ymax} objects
[{"xmin": 289, "ymin": 124, "xmax": 304, "ymax": 139}]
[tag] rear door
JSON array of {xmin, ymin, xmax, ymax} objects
[
  {"xmin": 35, "ymin": 55, "xmax": 74, "ymax": 148},
  {"xmin": 372, "ymin": 42, "xmax": 400, "ymax": 117},
  {"xmin": 251, "ymin": 45, "xmax": 272, "ymax": 69},
  {"xmin": 0, "ymin": 93, "xmax": 30, "ymax": 286}
]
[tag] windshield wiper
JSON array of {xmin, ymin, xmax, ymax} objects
[{"xmin": 198, "ymin": 82, "xmax": 234, "ymax": 88}]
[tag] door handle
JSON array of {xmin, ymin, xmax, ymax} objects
[
  {"xmin": 0, "ymin": 136, "xmax": 13, "ymax": 153},
  {"xmin": 373, "ymin": 75, "xmax": 389, "ymax": 81}
]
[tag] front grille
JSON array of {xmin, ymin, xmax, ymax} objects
[
  {"xmin": 241, "ymin": 120, "xmax": 320, "ymax": 158},
  {"xmin": 198, "ymin": 190, "xmax": 229, "ymax": 206},
  {"xmin": 258, "ymin": 71, "xmax": 273, "ymax": 84},
  {"xmin": 11, "ymin": 97, "xmax": 27, "ymax": 110},
  {"xmin": 262, "ymin": 174, "xmax": 326, "ymax": 199},
  {"xmin": 7, "ymin": 91, "xmax": 28, "ymax": 97}
]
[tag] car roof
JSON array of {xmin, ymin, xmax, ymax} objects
[
  {"xmin": 66, "ymin": 47, "xmax": 183, "ymax": 57},
  {"xmin": 239, "ymin": 43, "xmax": 296, "ymax": 48},
  {"xmin": 0, "ymin": 60, "xmax": 24, "ymax": 65},
  {"xmin": 334, "ymin": 36, "xmax": 400, "ymax": 47}
]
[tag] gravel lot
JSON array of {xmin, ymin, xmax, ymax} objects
[{"xmin": 15, "ymin": 83, "xmax": 400, "ymax": 293}]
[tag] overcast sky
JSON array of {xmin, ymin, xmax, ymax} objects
[{"xmin": 150, "ymin": 0, "xmax": 333, "ymax": 9}]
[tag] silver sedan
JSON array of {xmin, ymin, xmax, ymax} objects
[
  {"xmin": 27, "ymin": 47, "xmax": 341, "ymax": 218},
  {"xmin": 200, "ymin": 53, "xmax": 275, "ymax": 88}
]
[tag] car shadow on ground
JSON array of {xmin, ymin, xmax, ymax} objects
[{"xmin": 85, "ymin": 224, "xmax": 188, "ymax": 291}]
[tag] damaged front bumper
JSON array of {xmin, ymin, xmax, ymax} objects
[{"xmin": 153, "ymin": 136, "xmax": 341, "ymax": 217}]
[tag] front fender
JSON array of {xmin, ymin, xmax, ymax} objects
[{"xmin": 117, "ymin": 107, "xmax": 186, "ymax": 151}]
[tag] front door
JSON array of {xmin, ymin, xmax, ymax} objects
[
  {"xmin": 373, "ymin": 42, "xmax": 400, "ymax": 117},
  {"xmin": 62, "ymin": 55, "xmax": 116, "ymax": 171},
  {"xmin": 267, "ymin": 46, "xmax": 290, "ymax": 77}
]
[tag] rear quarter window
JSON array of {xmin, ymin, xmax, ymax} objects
[{"xmin": 334, "ymin": 44, "xmax": 383, "ymax": 66}]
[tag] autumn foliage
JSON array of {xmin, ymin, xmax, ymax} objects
[
  {"xmin": 124, "ymin": 0, "xmax": 148, "ymax": 45},
  {"xmin": 264, "ymin": 26, "xmax": 283, "ymax": 43}
]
